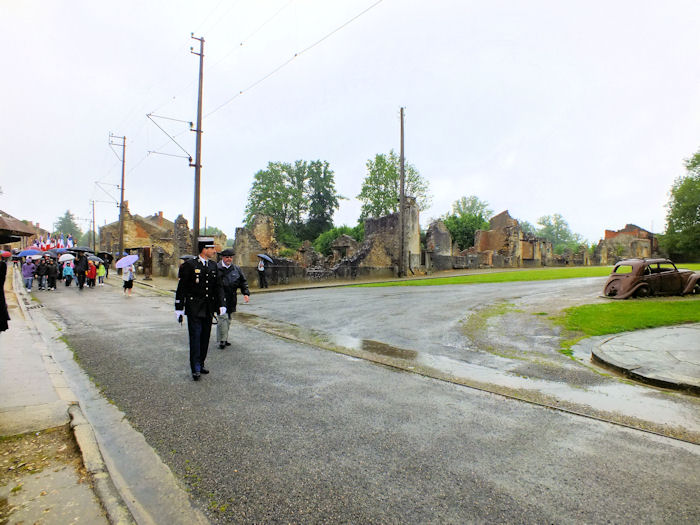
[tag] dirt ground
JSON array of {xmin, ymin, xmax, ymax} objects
[{"xmin": 0, "ymin": 425, "xmax": 93, "ymax": 524}]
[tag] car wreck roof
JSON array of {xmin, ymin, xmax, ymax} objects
[{"xmin": 615, "ymin": 258, "xmax": 672, "ymax": 266}]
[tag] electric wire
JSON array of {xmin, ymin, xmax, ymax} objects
[
  {"xmin": 205, "ymin": 0, "xmax": 296, "ymax": 73},
  {"xmin": 204, "ymin": 0, "xmax": 384, "ymax": 118}
]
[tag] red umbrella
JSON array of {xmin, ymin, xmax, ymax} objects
[{"xmin": 0, "ymin": 251, "xmax": 11, "ymax": 258}]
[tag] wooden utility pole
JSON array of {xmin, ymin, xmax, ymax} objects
[
  {"xmin": 91, "ymin": 200, "xmax": 96, "ymax": 253},
  {"xmin": 109, "ymin": 133, "xmax": 126, "ymax": 258},
  {"xmin": 399, "ymin": 107, "xmax": 406, "ymax": 277},
  {"xmin": 190, "ymin": 34, "xmax": 205, "ymax": 252}
]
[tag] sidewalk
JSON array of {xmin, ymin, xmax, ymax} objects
[
  {"xmin": 589, "ymin": 325, "xmax": 700, "ymax": 395},
  {"xmin": 0, "ymin": 266, "xmax": 133, "ymax": 524}
]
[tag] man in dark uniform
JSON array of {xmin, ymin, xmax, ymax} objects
[{"xmin": 175, "ymin": 237, "xmax": 226, "ymax": 381}]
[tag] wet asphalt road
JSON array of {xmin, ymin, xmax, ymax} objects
[{"xmin": 37, "ymin": 280, "xmax": 700, "ymax": 523}]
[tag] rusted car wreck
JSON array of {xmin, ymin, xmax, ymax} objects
[{"xmin": 603, "ymin": 258, "xmax": 700, "ymax": 299}]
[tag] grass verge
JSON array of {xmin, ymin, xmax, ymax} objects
[
  {"xmin": 554, "ymin": 295, "xmax": 700, "ymax": 356},
  {"xmin": 356, "ymin": 263, "xmax": 700, "ymax": 287}
]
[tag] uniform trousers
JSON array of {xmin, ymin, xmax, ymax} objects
[{"xmin": 187, "ymin": 314, "xmax": 213, "ymax": 374}]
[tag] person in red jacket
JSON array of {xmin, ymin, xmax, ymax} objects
[{"xmin": 86, "ymin": 260, "xmax": 97, "ymax": 288}]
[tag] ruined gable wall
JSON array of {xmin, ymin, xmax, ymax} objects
[
  {"xmin": 425, "ymin": 221, "xmax": 452, "ymax": 256},
  {"xmin": 364, "ymin": 213, "xmax": 400, "ymax": 267},
  {"xmin": 474, "ymin": 229, "xmax": 507, "ymax": 253}
]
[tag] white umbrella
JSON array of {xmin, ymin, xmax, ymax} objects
[
  {"xmin": 115, "ymin": 254, "xmax": 139, "ymax": 269},
  {"xmin": 58, "ymin": 253, "xmax": 75, "ymax": 263}
]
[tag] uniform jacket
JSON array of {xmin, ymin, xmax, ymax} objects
[
  {"xmin": 175, "ymin": 257, "xmax": 224, "ymax": 318},
  {"xmin": 217, "ymin": 261, "xmax": 250, "ymax": 314}
]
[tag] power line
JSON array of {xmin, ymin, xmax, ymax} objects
[{"xmin": 204, "ymin": 0, "xmax": 384, "ymax": 118}]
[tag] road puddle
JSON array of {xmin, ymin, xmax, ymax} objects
[{"xmin": 235, "ymin": 311, "xmax": 700, "ymax": 442}]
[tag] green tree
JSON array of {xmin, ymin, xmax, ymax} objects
[
  {"xmin": 660, "ymin": 149, "xmax": 700, "ymax": 261},
  {"xmin": 199, "ymin": 226, "xmax": 224, "ymax": 236},
  {"xmin": 305, "ymin": 160, "xmax": 342, "ymax": 240},
  {"xmin": 441, "ymin": 196, "xmax": 491, "ymax": 250},
  {"xmin": 313, "ymin": 223, "xmax": 364, "ymax": 256},
  {"xmin": 245, "ymin": 162, "xmax": 293, "ymax": 229},
  {"xmin": 518, "ymin": 219, "xmax": 537, "ymax": 235},
  {"xmin": 536, "ymin": 213, "xmax": 584, "ymax": 255},
  {"xmin": 357, "ymin": 150, "xmax": 432, "ymax": 220},
  {"xmin": 451, "ymin": 196, "xmax": 492, "ymax": 219},
  {"xmin": 245, "ymin": 160, "xmax": 343, "ymax": 244},
  {"xmin": 53, "ymin": 210, "xmax": 82, "ymax": 238},
  {"xmin": 79, "ymin": 230, "xmax": 98, "ymax": 248}
]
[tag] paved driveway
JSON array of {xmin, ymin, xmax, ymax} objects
[{"xmin": 34, "ymin": 278, "xmax": 700, "ymax": 523}]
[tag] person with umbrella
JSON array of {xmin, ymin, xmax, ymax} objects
[
  {"xmin": 175, "ymin": 237, "xmax": 226, "ymax": 381},
  {"xmin": 74, "ymin": 252, "xmax": 88, "ymax": 290},
  {"xmin": 97, "ymin": 261, "xmax": 106, "ymax": 286},
  {"xmin": 0, "ymin": 252, "xmax": 10, "ymax": 332},
  {"xmin": 46, "ymin": 257, "xmax": 59, "ymax": 290},
  {"xmin": 62, "ymin": 260, "xmax": 75, "ymax": 286},
  {"xmin": 216, "ymin": 248, "xmax": 250, "ymax": 349},
  {"xmin": 86, "ymin": 260, "xmax": 97, "ymax": 288},
  {"xmin": 35, "ymin": 257, "xmax": 48, "ymax": 290},
  {"xmin": 256, "ymin": 254, "xmax": 271, "ymax": 289},
  {"xmin": 21, "ymin": 257, "xmax": 36, "ymax": 291}
]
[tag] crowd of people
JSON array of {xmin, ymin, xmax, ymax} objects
[{"xmin": 20, "ymin": 253, "xmax": 112, "ymax": 292}]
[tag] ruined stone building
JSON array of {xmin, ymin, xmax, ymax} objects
[
  {"xmin": 100, "ymin": 206, "xmax": 225, "ymax": 277},
  {"xmin": 594, "ymin": 224, "xmax": 658, "ymax": 265},
  {"xmin": 233, "ymin": 199, "xmax": 422, "ymax": 286},
  {"xmin": 468, "ymin": 210, "xmax": 554, "ymax": 268}
]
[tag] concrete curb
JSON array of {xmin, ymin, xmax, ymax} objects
[
  {"xmin": 591, "ymin": 333, "xmax": 700, "ymax": 396},
  {"xmin": 69, "ymin": 405, "xmax": 136, "ymax": 525}
]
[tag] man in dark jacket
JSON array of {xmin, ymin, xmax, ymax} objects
[
  {"xmin": 175, "ymin": 238, "xmax": 226, "ymax": 381},
  {"xmin": 216, "ymin": 248, "xmax": 249, "ymax": 349},
  {"xmin": 46, "ymin": 259, "xmax": 59, "ymax": 290},
  {"xmin": 35, "ymin": 258, "xmax": 48, "ymax": 290},
  {"xmin": 74, "ymin": 252, "xmax": 88, "ymax": 290}
]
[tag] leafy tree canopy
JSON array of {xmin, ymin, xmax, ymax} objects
[
  {"xmin": 79, "ymin": 230, "xmax": 98, "ymax": 248},
  {"xmin": 313, "ymin": 223, "xmax": 364, "ymax": 256},
  {"xmin": 53, "ymin": 210, "xmax": 82, "ymax": 238},
  {"xmin": 441, "ymin": 196, "xmax": 491, "ymax": 250},
  {"xmin": 357, "ymin": 150, "xmax": 432, "ymax": 220},
  {"xmin": 451, "ymin": 195, "xmax": 492, "ymax": 219},
  {"xmin": 660, "ymin": 148, "xmax": 700, "ymax": 261},
  {"xmin": 245, "ymin": 160, "xmax": 343, "ymax": 244},
  {"xmin": 536, "ymin": 213, "xmax": 585, "ymax": 255},
  {"xmin": 199, "ymin": 226, "xmax": 224, "ymax": 236},
  {"xmin": 517, "ymin": 219, "xmax": 537, "ymax": 236}
]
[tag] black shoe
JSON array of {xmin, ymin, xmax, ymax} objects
[
  {"xmin": 218, "ymin": 342, "xmax": 225, "ymax": 349},
  {"xmin": 192, "ymin": 373, "xmax": 201, "ymax": 381},
  {"xmin": 225, "ymin": 341, "xmax": 231, "ymax": 346},
  {"xmin": 200, "ymin": 367, "xmax": 209, "ymax": 374}
]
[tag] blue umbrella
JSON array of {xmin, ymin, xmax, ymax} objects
[
  {"xmin": 257, "ymin": 254, "xmax": 273, "ymax": 263},
  {"xmin": 18, "ymin": 249, "xmax": 41, "ymax": 257}
]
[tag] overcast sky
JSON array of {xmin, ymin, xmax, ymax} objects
[{"xmin": 2, "ymin": 0, "xmax": 700, "ymax": 245}]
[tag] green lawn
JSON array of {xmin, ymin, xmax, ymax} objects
[
  {"xmin": 555, "ymin": 296, "xmax": 700, "ymax": 355},
  {"xmin": 356, "ymin": 263, "xmax": 700, "ymax": 287},
  {"xmin": 559, "ymin": 297, "xmax": 700, "ymax": 336}
]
